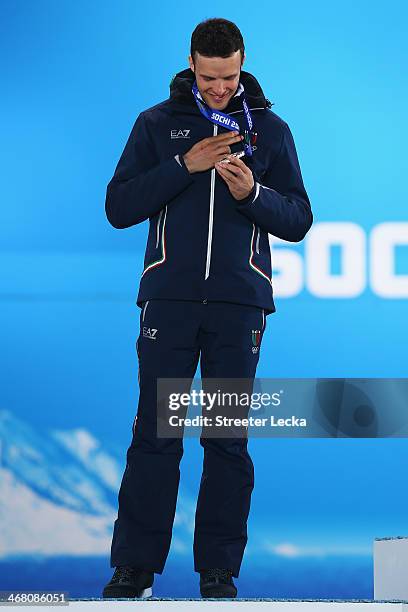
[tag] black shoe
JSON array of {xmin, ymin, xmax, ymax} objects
[
  {"xmin": 199, "ymin": 568, "xmax": 237, "ymax": 598},
  {"xmin": 102, "ymin": 565, "xmax": 154, "ymax": 598}
]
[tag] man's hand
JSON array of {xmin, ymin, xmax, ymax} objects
[
  {"xmin": 183, "ymin": 131, "xmax": 243, "ymax": 173},
  {"xmin": 215, "ymin": 155, "xmax": 255, "ymax": 201}
]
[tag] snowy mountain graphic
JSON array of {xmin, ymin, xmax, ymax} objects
[
  {"xmin": 0, "ymin": 410, "xmax": 195, "ymax": 558},
  {"xmin": 0, "ymin": 410, "xmax": 373, "ymax": 561},
  {"xmin": 0, "ymin": 418, "xmax": 374, "ymax": 599}
]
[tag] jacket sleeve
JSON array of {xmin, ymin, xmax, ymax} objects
[
  {"xmin": 235, "ymin": 121, "xmax": 313, "ymax": 242},
  {"xmin": 105, "ymin": 112, "xmax": 194, "ymax": 229}
]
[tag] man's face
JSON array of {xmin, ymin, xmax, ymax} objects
[{"xmin": 189, "ymin": 50, "xmax": 244, "ymax": 111}]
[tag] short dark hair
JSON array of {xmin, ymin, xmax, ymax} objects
[{"xmin": 190, "ymin": 18, "xmax": 245, "ymax": 64}]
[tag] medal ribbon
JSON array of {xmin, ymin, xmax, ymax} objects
[{"xmin": 192, "ymin": 80, "xmax": 254, "ymax": 156}]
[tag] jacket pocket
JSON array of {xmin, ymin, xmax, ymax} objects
[
  {"xmin": 248, "ymin": 223, "xmax": 272, "ymax": 284},
  {"xmin": 141, "ymin": 300, "xmax": 149, "ymax": 322},
  {"xmin": 142, "ymin": 206, "xmax": 168, "ymax": 277},
  {"xmin": 155, "ymin": 209, "xmax": 164, "ymax": 248}
]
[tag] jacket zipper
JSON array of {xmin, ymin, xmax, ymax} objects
[
  {"xmin": 155, "ymin": 209, "xmax": 163, "ymax": 248},
  {"xmin": 203, "ymin": 107, "xmax": 262, "ymax": 279},
  {"xmin": 256, "ymin": 226, "xmax": 260, "ymax": 254},
  {"xmin": 205, "ymin": 123, "xmax": 218, "ymax": 279}
]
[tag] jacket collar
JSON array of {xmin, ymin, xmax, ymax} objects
[{"xmin": 169, "ymin": 68, "xmax": 272, "ymax": 114}]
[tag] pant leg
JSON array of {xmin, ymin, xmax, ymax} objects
[
  {"xmin": 193, "ymin": 301, "xmax": 267, "ymax": 578},
  {"xmin": 110, "ymin": 299, "xmax": 201, "ymax": 573}
]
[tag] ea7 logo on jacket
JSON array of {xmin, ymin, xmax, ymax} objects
[
  {"xmin": 171, "ymin": 129, "xmax": 190, "ymax": 139},
  {"xmin": 143, "ymin": 326, "xmax": 158, "ymax": 340}
]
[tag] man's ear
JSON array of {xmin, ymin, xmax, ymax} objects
[
  {"xmin": 188, "ymin": 55, "xmax": 195, "ymax": 72},
  {"xmin": 241, "ymin": 52, "xmax": 246, "ymax": 67}
]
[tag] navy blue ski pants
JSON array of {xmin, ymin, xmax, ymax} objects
[{"xmin": 110, "ymin": 299, "xmax": 267, "ymax": 578}]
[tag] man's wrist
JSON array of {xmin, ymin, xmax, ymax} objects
[
  {"xmin": 182, "ymin": 153, "xmax": 193, "ymax": 174},
  {"xmin": 236, "ymin": 182, "xmax": 256, "ymax": 204}
]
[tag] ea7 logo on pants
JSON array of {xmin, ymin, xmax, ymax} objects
[
  {"xmin": 143, "ymin": 327, "xmax": 158, "ymax": 340},
  {"xmin": 171, "ymin": 129, "xmax": 190, "ymax": 139}
]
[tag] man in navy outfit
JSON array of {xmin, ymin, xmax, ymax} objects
[{"xmin": 103, "ymin": 17, "xmax": 312, "ymax": 599}]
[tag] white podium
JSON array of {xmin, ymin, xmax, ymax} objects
[
  {"xmin": 374, "ymin": 536, "xmax": 408, "ymax": 600},
  {"xmin": 65, "ymin": 599, "xmax": 408, "ymax": 610}
]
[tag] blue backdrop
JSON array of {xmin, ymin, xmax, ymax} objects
[{"xmin": 1, "ymin": 0, "xmax": 407, "ymax": 599}]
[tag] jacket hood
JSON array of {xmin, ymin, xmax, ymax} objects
[{"xmin": 169, "ymin": 68, "xmax": 273, "ymax": 113}]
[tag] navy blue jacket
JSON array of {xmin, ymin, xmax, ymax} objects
[{"xmin": 105, "ymin": 68, "xmax": 313, "ymax": 315}]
